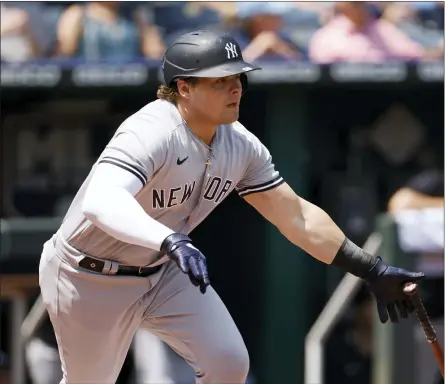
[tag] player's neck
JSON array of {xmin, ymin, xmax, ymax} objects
[{"xmin": 176, "ymin": 103, "xmax": 217, "ymax": 146}]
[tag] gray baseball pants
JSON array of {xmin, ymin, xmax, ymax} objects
[{"xmin": 39, "ymin": 238, "xmax": 249, "ymax": 384}]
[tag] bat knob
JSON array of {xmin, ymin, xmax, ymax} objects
[{"xmin": 403, "ymin": 282, "xmax": 417, "ymax": 296}]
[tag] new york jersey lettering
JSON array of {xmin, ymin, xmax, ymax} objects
[
  {"xmin": 204, "ymin": 176, "xmax": 233, "ymax": 203},
  {"xmin": 153, "ymin": 181, "xmax": 196, "ymax": 209}
]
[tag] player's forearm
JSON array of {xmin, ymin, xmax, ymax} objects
[
  {"xmin": 278, "ymin": 197, "xmax": 346, "ymax": 264},
  {"xmin": 246, "ymin": 183, "xmax": 379, "ymax": 277},
  {"xmin": 279, "ymin": 196, "xmax": 378, "ymax": 277}
]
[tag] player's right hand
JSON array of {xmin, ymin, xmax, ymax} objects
[
  {"xmin": 161, "ymin": 233, "xmax": 210, "ymax": 294},
  {"xmin": 364, "ymin": 257, "xmax": 425, "ymax": 324}
]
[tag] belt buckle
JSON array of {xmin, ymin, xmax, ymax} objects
[{"xmin": 138, "ymin": 266, "xmax": 143, "ymax": 275}]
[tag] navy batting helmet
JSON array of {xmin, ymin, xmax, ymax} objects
[{"xmin": 161, "ymin": 30, "xmax": 261, "ymax": 93}]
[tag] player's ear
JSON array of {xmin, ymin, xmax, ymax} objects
[{"xmin": 177, "ymin": 79, "xmax": 191, "ymax": 99}]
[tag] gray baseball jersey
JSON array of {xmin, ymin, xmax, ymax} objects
[{"xmin": 57, "ymin": 99, "xmax": 284, "ymax": 266}]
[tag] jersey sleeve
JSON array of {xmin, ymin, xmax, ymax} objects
[
  {"xmin": 236, "ymin": 133, "xmax": 284, "ymax": 198},
  {"xmin": 98, "ymin": 114, "xmax": 170, "ymax": 187}
]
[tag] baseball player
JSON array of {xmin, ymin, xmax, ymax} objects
[{"xmin": 39, "ymin": 30, "xmax": 425, "ymax": 384}]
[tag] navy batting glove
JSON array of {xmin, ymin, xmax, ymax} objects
[
  {"xmin": 161, "ymin": 233, "xmax": 210, "ymax": 294},
  {"xmin": 364, "ymin": 257, "xmax": 425, "ymax": 324}
]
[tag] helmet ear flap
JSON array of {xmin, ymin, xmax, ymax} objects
[{"xmin": 241, "ymin": 73, "xmax": 248, "ymax": 95}]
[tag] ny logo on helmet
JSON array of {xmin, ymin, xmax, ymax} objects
[{"xmin": 225, "ymin": 42, "xmax": 238, "ymax": 60}]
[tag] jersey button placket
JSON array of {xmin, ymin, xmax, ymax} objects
[
  {"xmin": 186, "ymin": 150, "xmax": 213, "ymax": 230},
  {"xmin": 199, "ymin": 151, "xmax": 213, "ymax": 201}
]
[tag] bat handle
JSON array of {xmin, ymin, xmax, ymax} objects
[
  {"xmin": 404, "ymin": 282, "xmax": 444, "ymax": 379},
  {"xmin": 403, "ymin": 283, "xmax": 437, "ymax": 343}
]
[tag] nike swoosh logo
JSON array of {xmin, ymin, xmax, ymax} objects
[{"xmin": 177, "ymin": 157, "xmax": 188, "ymax": 165}]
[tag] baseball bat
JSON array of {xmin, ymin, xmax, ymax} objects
[{"xmin": 403, "ymin": 282, "xmax": 444, "ymax": 378}]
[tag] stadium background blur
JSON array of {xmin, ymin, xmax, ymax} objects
[{"xmin": 0, "ymin": 1, "xmax": 443, "ymax": 384}]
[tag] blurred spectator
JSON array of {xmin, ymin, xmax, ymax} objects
[
  {"xmin": 309, "ymin": 1, "xmax": 443, "ymax": 63},
  {"xmin": 388, "ymin": 168, "xmax": 444, "ymax": 255},
  {"xmin": 325, "ymin": 287, "xmax": 373, "ymax": 384},
  {"xmin": 381, "ymin": 2, "xmax": 444, "ymax": 49},
  {"xmin": 152, "ymin": 2, "xmax": 234, "ymax": 46},
  {"xmin": 229, "ymin": 2, "xmax": 303, "ymax": 63},
  {"xmin": 56, "ymin": 2, "xmax": 165, "ymax": 61},
  {"xmin": 282, "ymin": 2, "xmax": 334, "ymax": 51},
  {"xmin": 286, "ymin": 2, "xmax": 333, "ymax": 26},
  {"xmin": 1, "ymin": 2, "xmax": 42, "ymax": 61}
]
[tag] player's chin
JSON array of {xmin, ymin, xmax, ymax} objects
[{"xmin": 221, "ymin": 108, "xmax": 240, "ymax": 124}]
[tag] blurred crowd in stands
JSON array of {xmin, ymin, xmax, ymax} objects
[{"xmin": 1, "ymin": 1, "xmax": 444, "ymax": 64}]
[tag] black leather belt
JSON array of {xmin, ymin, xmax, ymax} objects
[{"xmin": 78, "ymin": 256, "xmax": 162, "ymax": 277}]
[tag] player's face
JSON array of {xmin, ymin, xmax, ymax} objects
[{"xmin": 189, "ymin": 75, "xmax": 243, "ymax": 125}]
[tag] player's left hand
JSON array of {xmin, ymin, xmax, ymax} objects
[
  {"xmin": 161, "ymin": 233, "xmax": 210, "ymax": 294},
  {"xmin": 364, "ymin": 257, "xmax": 425, "ymax": 324}
]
